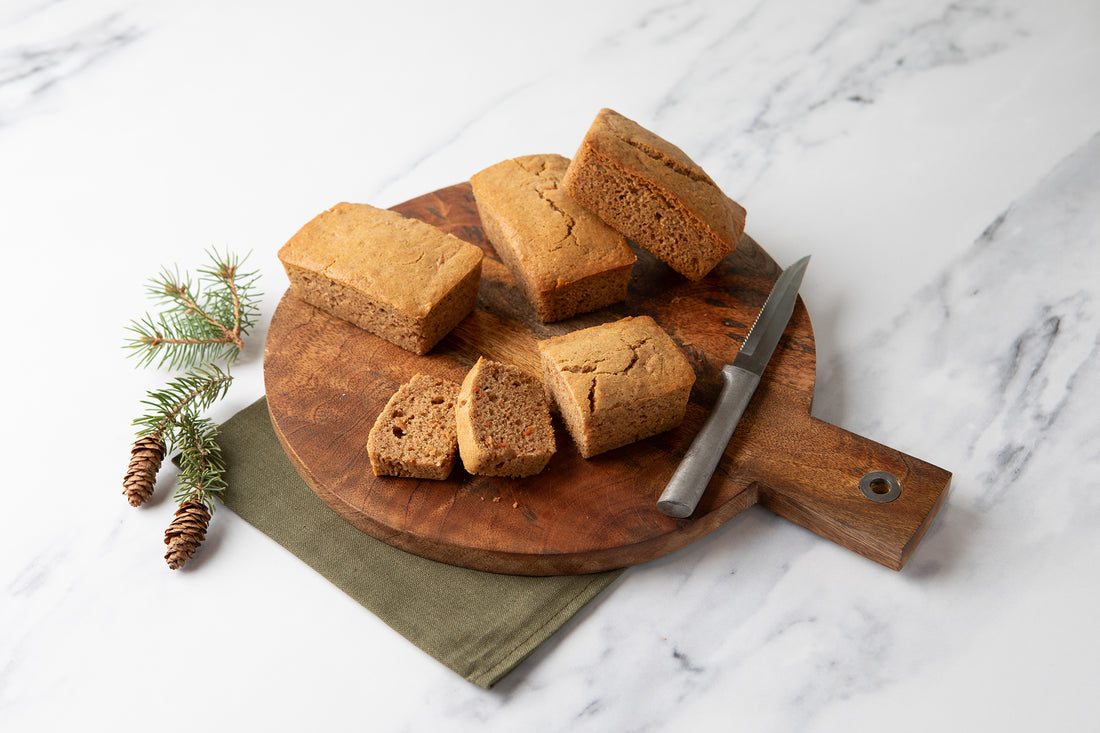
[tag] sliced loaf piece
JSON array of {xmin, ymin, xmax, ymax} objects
[
  {"xmin": 367, "ymin": 373, "xmax": 461, "ymax": 480},
  {"xmin": 455, "ymin": 357, "xmax": 556, "ymax": 477}
]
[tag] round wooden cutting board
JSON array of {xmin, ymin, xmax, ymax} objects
[{"xmin": 264, "ymin": 183, "xmax": 951, "ymax": 575}]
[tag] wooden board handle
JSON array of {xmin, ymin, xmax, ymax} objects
[{"xmin": 738, "ymin": 382, "xmax": 952, "ymax": 570}]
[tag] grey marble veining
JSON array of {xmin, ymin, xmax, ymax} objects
[
  {"xmin": 801, "ymin": 129, "xmax": 1100, "ymax": 730},
  {"xmin": 0, "ymin": 2, "xmax": 140, "ymax": 126},
  {"xmin": 621, "ymin": 0, "xmax": 1031, "ymax": 190},
  {"xmin": 817, "ymin": 129, "xmax": 1100, "ymax": 495}
]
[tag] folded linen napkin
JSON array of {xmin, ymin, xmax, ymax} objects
[{"xmin": 215, "ymin": 396, "xmax": 624, "ymax": 688}]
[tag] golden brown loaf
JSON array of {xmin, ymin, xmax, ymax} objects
[
  {"xmin": 538, "ymin": 315, "xmax": 695, "ymax": 458},
  {"xmin": 562, "ymin": 108, "xmax": 746, "ymax": 281},
  {"xmin": 367, "ymin": 374, "xmax": 461, "ymax": 480},
  {"xmin": 455, "ymin": 357, "xmax": 556, "ymax": 477},
  {"xmin": 278, "ymin": 202, "xmax": 483, "ymax": 355},
  {"xmin": 470, "ymin": 153, "xmax": 635, "ymax": 322}
]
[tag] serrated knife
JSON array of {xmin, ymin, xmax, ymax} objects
[{"xmin": 657, "ymin": 255, "xmax": 811, "ymax": 518}]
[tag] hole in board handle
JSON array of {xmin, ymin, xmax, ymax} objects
[{"xmin": 860, "ymin": 471, "xmax": 901, "ymax": 503}]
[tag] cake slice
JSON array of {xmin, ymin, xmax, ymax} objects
[
  {"xmin": 455, "ymin": 357, "xmax": 556, "ymax": 477},
  {"xmin": 367, "ymin": 373, "xmax": 461, "ymax": 480},
  {"xmin": 278, "ymin": 202, "xmax": 483, "ymax": 355},
  {"xmin": 562, "ymin": 108, "xmax": 746, "ymax": 281},
  {"xmin": 538, "ymin": 315, "xmax": 696, "ymax": 458},
  {"xmin": 470, "ymin": 153, "xmax": 635, "ymax": 322}
]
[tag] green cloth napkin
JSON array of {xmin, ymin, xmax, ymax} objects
[{"xmin": 215, "ymin": 397, "xmax": 624, "ymax": 688}]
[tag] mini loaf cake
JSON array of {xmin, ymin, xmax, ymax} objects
[
  {"xmin": 278, "ymin": 202, "xmax": 483, "ymax": 355},
  {"xmin": 367, "ymin": 373, "xmax": 461, "ymax": 480},
  {"xmin": 538, "ymin": 315, "xmax": 696, "ymax": 458},
  {"xmin": 562, "ymin": 108, "xmax": 747, "ymax": 281},
  {"xmin": 455, "ymin": 357, "xmax": 556, "ymax": 477},
  {"xmin": 470, "ymin": 153, "xmax": 636, "ymax": 322}
]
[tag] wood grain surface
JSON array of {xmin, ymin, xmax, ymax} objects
[{"xmin": 264, "ymin": 183, "xmax": 951, "ymax": 575}]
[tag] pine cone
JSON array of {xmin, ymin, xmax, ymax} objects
[
  {"xmin": 123, "ymin": 435, "xmax": 166, "ymax": 507},
  {"xmin": 164, "ymin": 499, "xmax": 211, "ymax": 570}
]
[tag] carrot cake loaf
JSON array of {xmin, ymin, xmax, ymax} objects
[
  {"xmin": 562, "ymin": 108, "xmax": 746, "ymax": 281},
  {"xmin": 278, "ymin": 202, "xmax": 483, "ymax": 355},
  {"xmin": 470, "ymin": 153, "xmax": 635, "ymax": 322},
  {"xmin": 538, "ymin": 315, "xmax": 695, "ymax": 458}
]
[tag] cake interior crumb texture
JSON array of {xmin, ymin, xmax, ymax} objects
[
  {"xmin": 367, "ymin": 374, "xmax": 461, "ymax": 480},
  {"xmin": 562, "ymin": 108, "xmax": 746, "ymax": 281},
  {"xmin": 470, "ymin": 153, "xmax": 635, "ymax": 322},
  {"xmin": 455, "ymin": 357, "xmax": 556, "ymax": 478},
  {"xmin": 278, "ymin": 202, "xmax": 483, "ymax": 355},
  {"xmin": 539, "ymin": 315, "xmax": 696, "ymax": 458}
]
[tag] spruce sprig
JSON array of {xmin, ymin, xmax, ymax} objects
[
  {"xmin": 162, "ymin": 410, "xmax": 224, "ymax": 570},
  {"xmin": 125, "ymin": 248, "xmax": 261, "ymax": 370},
  {"xmin": 122, "ymin": 364, "xmax": 234, "ymax": 512},
  {"xmin": 132, "ymin": 364, "xmax": 234, "ymax": 446},
  {"xmin": 172, "ymin": 411, "xmax": 228, "ymax": 512},
  {"xmin": 121, "ymin": 247, "xmax": 261, "ymax": 569}
]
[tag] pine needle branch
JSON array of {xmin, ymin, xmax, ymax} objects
[
  {"xmin": 132, "ymin": 364, "xmax": 234, "ymax": 445},
  {"xmin": 172, "ymin": 411, "xmax": 227, "ymax": 512},
  {"xmin": 124, "ymin": 249, "xmax": 261, "ymax": 370},
  {"xmin": 122, "ymin": 247, "xmax": 262, "ymax": 566},
  {"xmin": 123, "ymin": 365, "xmax": 233, "ymax": 509},
  {"xmin": 163, "ymin": 412, "xmax": 223, "ymax": 569}
]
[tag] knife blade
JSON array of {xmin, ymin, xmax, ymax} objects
[{"xmin": 657, "ymin": 255, "xmax": 811, "ymax": 518}]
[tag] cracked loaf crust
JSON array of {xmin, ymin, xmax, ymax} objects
[
  {"xmin": 470, "ymin": 153, "xmax": 636, "ymax": 322},
  {"xmin": 538, "ymin": 315, "xmax": 696, "ymax": 458},
  {"xmin": 367, "ymin": 373, "xmax": 461, "ymax": 480},
  {"xmin": 562, "ymin": 108, "xmax": 747, "ymax": 281},
  {"xmin": 278, "ymin": 202, "xmax": 483, "ymax": 355},
  {"xmin": 455, "ymin": 357, "xmax": 556, "ymax": 477}
]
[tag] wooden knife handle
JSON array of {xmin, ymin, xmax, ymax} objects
[{"xmin": 739, "ymin": 383, "xmax": 952, "ymax": 570}]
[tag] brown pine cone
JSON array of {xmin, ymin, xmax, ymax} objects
[
  {"xmin": 164, "ymin": 499, "xmax": 211, "ymax": 570},
  {"xmin": 123, "ymin": 435, "xmax": 166, "ymax": 507}
]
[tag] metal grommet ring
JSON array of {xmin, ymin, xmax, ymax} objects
[{"xmin": 859, "ymin": 471, "xmax": 902, "ymax": 503}]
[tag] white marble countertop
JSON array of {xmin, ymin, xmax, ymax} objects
[{"xmin": 3, "ymin": 1, "xmax": 1098, "ymax": 730}]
